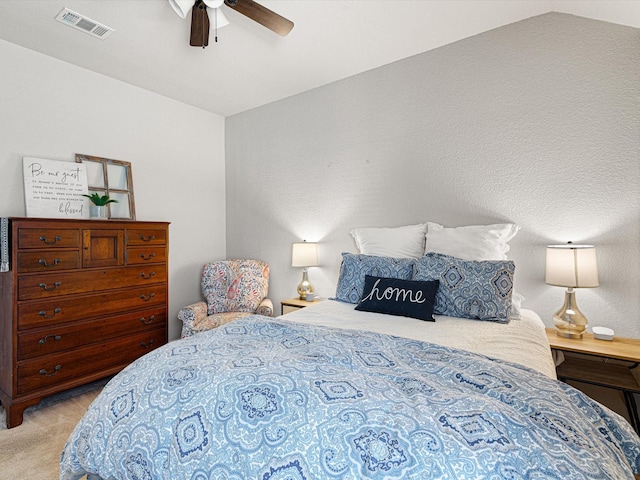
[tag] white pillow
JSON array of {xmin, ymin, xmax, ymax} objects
[
  {"xmin": 350, "ymin": 224, "xmax": 427, "ymax": 259},
  {"xmin": 424, "ymin": 222, "xmax": 520, "ymax": 261},
  {"xmin": 510, "ymin": 291, "xmax": 524, "ymax": 320}
]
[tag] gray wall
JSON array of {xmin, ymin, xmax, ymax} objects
[
  {"xmin": 0, "ymin": 39, "xmax": 227, "ymax": 340},
  {"xmin": 226, "ymin": 13, "xmax": 640, "ymax": 338}
]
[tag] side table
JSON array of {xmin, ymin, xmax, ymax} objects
[
  {"xmin": 280, "ymin": 297, "xmax": 322, "ymax": 315},
  {"xmin": 546, "ymin": 328, "xmax": 640, "ymax": 434}
]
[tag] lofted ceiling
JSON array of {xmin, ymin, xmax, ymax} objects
[{"xmin": 0, "ymin": 1, "xmax": 638, "ymax": 117}]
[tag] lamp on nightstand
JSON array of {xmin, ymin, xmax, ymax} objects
[
  {"xmin": 292, "ymin": 241, "xmax": 319, "ymax": 300},
  {"xmin": 545, "ymin": 242, "xmax": 599, "ymax": 339}
]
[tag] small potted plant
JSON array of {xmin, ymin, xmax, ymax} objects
[{"xmin": 83, "ymin": 193, "xmax": 117, "ymax": 219}]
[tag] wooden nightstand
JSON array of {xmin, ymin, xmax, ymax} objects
[
  {"xmin": 546, "ymin": 328, "xmax": 640, "ymax": 433},
  {"xmin": 280, "ymin": 297, "xmax": 322, "ymax": 315}
]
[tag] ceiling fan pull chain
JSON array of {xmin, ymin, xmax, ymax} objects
[
  {"xmin": 202, "ymin": 9, "xmax": 206, "ymax": 48},
  {"xmin": 214, "ymin": 7, "xmax": 218, "ymax": 43}
]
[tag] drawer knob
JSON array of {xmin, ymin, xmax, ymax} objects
[
  {"xmin": 38, "ymin": 308, "xmax": 61, "ymax": 318},
  {"xmin": 39, "ymin": 365, "xmax": 61, "ymax": 376},
  {"xmin": 38, "ymin": 258, "xmax": 61, "ymax": 268},
  {"xmin": 140, "ymin": 293, "xmax": 156, "ymax": 301},
  {"xmin": 140, "ymin": 253, "xmax": 156, "ymax": 261},
  {"xmin": 140, "ymin": 339, "xmax": 155, "ymax": 349},
  {"xmin": 139, "ymin": 235, "xmax": 155, "ymax": 242},
  {"xmin": 39, "ymin": 235, "xmax": 62, "ymax": 245},
  {"xmin": 39, "ymin": 334, "xmax": 62, "ymax": 345},
  {"xmin": 140, "ymin": 315, "xmax": 156, "ymax": 325},
  {"xmin": 140, "ymin": 271, "xmax": 156, "ymax": 280},
  {"xmin": 38, "ymin": 281, "xmax": 62, "ymax": 291}
]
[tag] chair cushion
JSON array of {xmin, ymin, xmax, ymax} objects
[
  {"xmin": 193, "ymin": 312, "xmax": 254, "ymax": 333},
  {"xmin": 202, "ymin": 259, "xmax": 269, "ymax": 315}
]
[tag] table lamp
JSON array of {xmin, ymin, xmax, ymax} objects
[
  {"xmin": 545, "ymin": 242, "xmax": 599, "ymax": 338},
  {"xmin": 292, "ymin": 241, "xmax": 319, "ymax": 300}
]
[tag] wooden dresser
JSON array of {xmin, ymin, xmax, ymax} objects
[{"xmin": 0, "ymin": 217, "xmax": 169, "ymax": 428}]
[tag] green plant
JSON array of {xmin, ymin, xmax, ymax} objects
[{"xmin": 83, "ymin": 193, "xmax": 118, "ymax": 206}]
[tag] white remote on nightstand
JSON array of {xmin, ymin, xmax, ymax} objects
[{"xmin": 592, "ymin": 326, "xmax": 614, "ymax": 341}]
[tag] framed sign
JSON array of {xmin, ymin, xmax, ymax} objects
[
  {"xmin": 23, "ymin": 157, "xmax": 90, "ymax": 219},
  {"xmin": 76, "ymin": 154, "xmax": 136, "ymax": 220}
]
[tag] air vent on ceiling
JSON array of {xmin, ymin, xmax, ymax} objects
[{"xmin": 55, "ymin": 8, "xmax": 114, "ymax": 40}]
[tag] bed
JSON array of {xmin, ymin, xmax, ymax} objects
[
  {"xmin": 282, "ymin": 300, "xmax": 557, "ymax": 378},
  {"xmin": 60, "ymin": 223, "xmax": 640, "ymax": 479},
  {"xmin": 59, "ymin": 304, "xmax": 640, "ymax": 479}
]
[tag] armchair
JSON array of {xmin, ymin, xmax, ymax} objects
[{"xmin": 178, "ymin": 259, "xmax": 273, "ymax": 338}]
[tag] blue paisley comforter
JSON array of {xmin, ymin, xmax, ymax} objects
[{"xmin": 61, "ymin": 316, "xmax": 640, "ymax": 479}]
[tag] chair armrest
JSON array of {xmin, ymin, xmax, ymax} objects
[
  {"xmin": 178, "ymin": 301, "xmax": 207, "ymax": 338},
  {"xmin": 256, "ymin": 298, "xmax": 274, "ymax": 317}
]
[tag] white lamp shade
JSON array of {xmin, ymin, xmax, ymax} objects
[
  {"xmin": 168, "ymin": 0, "xmax": 194, "ymax": 19},
  {"xmin": 292, "ymin": 242, "xmax": 319, "ymax": 267},
  {"xmin": 545, "ymin": 244, "xmax": 599, "ymax": 288}
]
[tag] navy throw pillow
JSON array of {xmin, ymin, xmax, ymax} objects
[{"xmin": 355, "ymin": 275, "xmax": 439, "ymax": 321}]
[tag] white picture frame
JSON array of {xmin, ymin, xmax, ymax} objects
[{"xmin": 23, "ymin": 157, "xmax": 90, "ymax": 219}]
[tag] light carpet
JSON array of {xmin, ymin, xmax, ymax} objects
[{"xmin": 0, "ymin": 379, "xmax": 108, "ymax": 480}]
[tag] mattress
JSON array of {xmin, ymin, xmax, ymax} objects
[{"xmin": 281, "ymin": 299, "xmax": 557, "ymax": 379}]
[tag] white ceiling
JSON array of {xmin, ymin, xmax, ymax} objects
[{"xmin": 1, "ymin": 1, "xmax": 638, "ymax": 117}]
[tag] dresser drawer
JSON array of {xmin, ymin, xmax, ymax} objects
[
  {"xmin": 82, "ymin": 229, "xmax": 124, "ymax": 268},
  {"xmin": 18, "ymin": 284, "xmax": 167, "ymax": 330},
  {"xmin": 18, "ymin": 307, "xmax": 167, "ymax": 360},
  {"xmin": 126, "ymin": 246, "xmax": 167, "ymax": 265},
  {"xmin": 18, "ymin": 264, "xmax": 167, "ymax": 300},
  {"xmin": 17, "ymin": 327, "xmax": 166, "ymax": 395},
  {"xmin": 127, "ymin": 228, "xmax": 167, "ymax": 246},
  {"xmin": 18, "ymin": 228, "xmax": 81, "ymax": 249},
  {"xmin": 17, "ymin": 251, "xmax": 80, "ymax": 273}
]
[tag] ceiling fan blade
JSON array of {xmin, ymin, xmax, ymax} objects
[
  {"xmin": 224, "ymin": 0, "xmax": 293, "ymax": 37},
  {"xmin": 190, "ymin": 0, "xmax": 210, "ymax": 47}
]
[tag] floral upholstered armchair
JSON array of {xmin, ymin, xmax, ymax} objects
[{"xmin": 178, "ymin": 259, "xmax": 273, "ymax": 338}]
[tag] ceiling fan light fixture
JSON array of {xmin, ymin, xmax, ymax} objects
[
  {"xmin": 169, "ymin": 0, "xmax": 194, "ymax": 19},
  {"xmin": 202, "ymin": 0, "xmax": 228, "ymax": 29},
  {"xmin": 203, "ymin": 0, "xmax": 224, "ymax": 8},
  {"xmin": 212, "ymin": 8, "xmax": 230, "ymax": 28}
]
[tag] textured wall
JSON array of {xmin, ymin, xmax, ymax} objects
[
  {"xmin": 0, "ymin": 40, "xmax": 227, "ymax": 340},
  {"xmin": 226, "ymin": 12, "xmax": 640, "ymax": 338}
]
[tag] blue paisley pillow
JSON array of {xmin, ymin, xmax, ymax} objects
[
  {"xmin": 413, "ymin": 252, "xmax": 514, "ymax": 323},
  {"xmin": 333, "ymin": 253, "xmax": 416, "ymax": 304}
]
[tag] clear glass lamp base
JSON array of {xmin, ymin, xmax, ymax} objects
[
  {"xmin": 553, "ymin": 288, "xmax": 588, "ymax": 339},
  {"xmin": 297, "ymin": 269, "xmax": 314, "ymax": 300}
]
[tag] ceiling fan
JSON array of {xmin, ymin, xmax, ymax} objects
[{"xmin": 169, "ymin": 0, "xmax": 294, "ymax": 47}]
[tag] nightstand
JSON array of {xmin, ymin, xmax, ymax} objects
[
  {"xmin": 546, "ymin": 328, "xmax": 640, "ymax": 433},
  {"xmin": 280, "ymin": 297, "xmax": 322, "ymax": 315}
]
